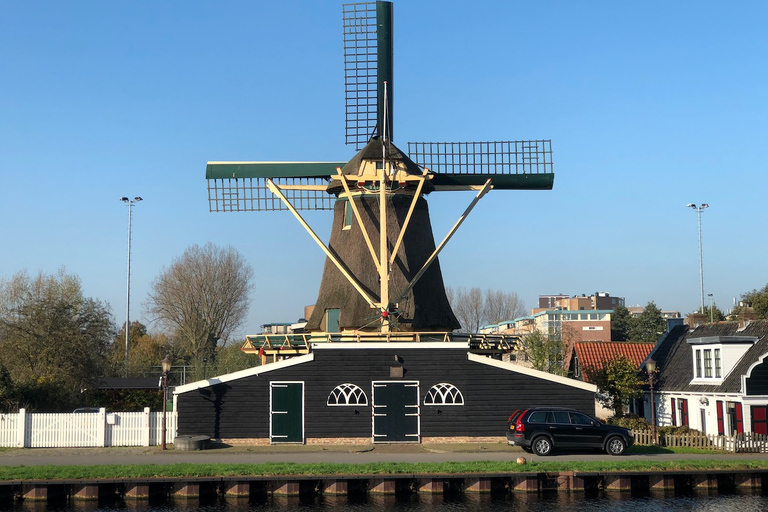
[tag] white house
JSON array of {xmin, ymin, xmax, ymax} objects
[{"xmin": 639, "ymin": 320, "xmax": 768, "ymax": 436}]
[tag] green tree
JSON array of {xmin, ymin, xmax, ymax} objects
[
  {"xmin": 697, "ymin": 303, "xmax": 725, "ymax": 323},
  {"xmin": 583, "ymin": 355, "xmax": 643, "ymax": 417},
  {"xmin": 630, "ymin": 301, "xmax": 667, "ymax": 343},
  {"xmin": 213, "ymin": 341, "xmax": 261, "ymax": 375},
  {"xmin": 742, "ymin": 284, "xmax": 768, "ymax": 319},
  {"xmin": 108, "ymin": 322, "xmax": 171, "ymax": 377},
  {"xmin": 0, "ymin": 364, "xmax": 18, "ymax": 412},
  {"xmin": 147, "ymin": 243, "xmax": 254, "ymax": 381},
  {"xmin": 0, "ymin": 269, "xmax": 114, "ymax": 410},
  {"xmin": 610, "ymin": 305, "xmax": 633, "ymax": 341},
  {"xmin": 524, "ymin": 329, "xmax": 564, "ymax": 376}
]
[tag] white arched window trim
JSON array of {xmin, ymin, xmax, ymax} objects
[
  {"xmin": 424, "ymin": 383, "xmax": 465, "ymax": 406},
  {"xmin": 327, "ymin": 383, "xmax": 368, "ymax": 406}
]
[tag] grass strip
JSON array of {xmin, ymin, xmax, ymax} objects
[{"xmin": 2, "ymin": 459, "xmax": 768, "ymax": 481}]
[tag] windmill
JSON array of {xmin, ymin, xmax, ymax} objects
[{"xmin": 206, "ymin": 2, "xmax": 554, "ymax": 347}]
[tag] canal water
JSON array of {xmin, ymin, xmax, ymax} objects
[{"xmin": 3, "ymin": 491, "xmax": 768, "ymax": 512}]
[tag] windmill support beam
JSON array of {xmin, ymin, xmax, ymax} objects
[
  {"xmin": 389, "ymin": 169, "xmax": 429, "ymax": 267},
  {"xmin": 379, "ymin": 158, "xmax": 390, "ymax": 332},
  {"xmin": 265, "ymin": 179, "xmax": 379, "ymax": 310},
  {"xmin": 336, "ymin": 170, "xmax": 380, "ymax": 269},
  {"xmin": 396, "ymin": 179, "xmax": 493, "ymax": 304}
]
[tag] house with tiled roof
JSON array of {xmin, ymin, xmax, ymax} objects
[
  {"xmin": 639, "ymin": 320, "xmax": 768, "ymax": 436},
  {"xmin": 569, "ymin": 341, "xmax": 655, "ymax": 418},
  {"xmin": 570, "ymin": 341, "xmax": 655, "ymax": 382}
]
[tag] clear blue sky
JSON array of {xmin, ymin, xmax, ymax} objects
[{"xmin": 2, "ymin": 1, "xmax": 767, "ymax": 340}]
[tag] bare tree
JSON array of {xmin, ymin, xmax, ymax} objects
[
  {"xmin": 447, "ymin": 286, "xmax": 526, "ymax": 333},
  {"xmin": 483, "ymin": 289, "xmax": 526, "ymax": 325},
  {"xmin": 147, "ymin": 243, "xmax": 254, "ymax": 374}
]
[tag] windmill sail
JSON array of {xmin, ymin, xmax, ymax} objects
[
  {"xmin": 206, "ymin": 162, "xmax": 344, "ymax": 212},
  {"xmin": 409, "ymin": 140, "xmax": 554, "ymax": 190},
  {"xmin": 343, "ymin": 1, "xmax": 393, "ymax": 149}
]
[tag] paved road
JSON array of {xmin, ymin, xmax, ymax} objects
[{"xmin": 3, "ymin": 444, "xmax": 768, "ymax": 467}]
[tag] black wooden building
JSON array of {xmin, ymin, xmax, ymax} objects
[{"xmin": 174, "ymin": 343, "xmax": 597, "ymax": 443}]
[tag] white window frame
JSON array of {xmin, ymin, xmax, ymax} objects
[
  {"xmin": 424, "ymin": 383, "xmax": 465, "ymax": 406},
  {"xmin": 327, "ymin": 383, "xmax": 368, "ymax": 406}
]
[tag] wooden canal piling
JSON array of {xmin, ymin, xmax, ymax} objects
[{"xmin": 2, "ymin": 469, "xmax": 768, "ymax": 505}]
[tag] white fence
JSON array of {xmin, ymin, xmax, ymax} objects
[
  {"xmin": 632, "ymin": 429, "xmax": 768, "ymax": 453},
  {"xmin": 0, "ymin": 408, "xmax": 177, "ymax": 448}
]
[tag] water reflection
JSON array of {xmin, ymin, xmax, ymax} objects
[{"xmin": 2, "ymin": 490, "xmax": 768, "ymax": 512}]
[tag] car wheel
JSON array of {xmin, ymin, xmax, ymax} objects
[
  {"xmin": 532, "ymin": 436, "xmax": 553, "ymax": 456},
  {"xmin": 606, "ymin": 436, "xmax": 626, "ymax": 456}
]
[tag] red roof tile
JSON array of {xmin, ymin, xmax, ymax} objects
[{"xmin": 574, "ymin": 342, "xmax": 655, "ymax": 383}]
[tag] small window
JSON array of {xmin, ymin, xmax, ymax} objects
[
  {"xmin": 695, "ymin": 350, "xmax": 702, "ymax": 378},
  {"xmin": 715, "ymin": 349, "xmax": 722, "ymax": 378},
  {"xmin": 424, "ymin": 383, "xmax": 464, "ymax": 405},
  {"xmin": 327, "ymin": 383, "xmax": 368, "ymax": 406},
  {"xmin": 343, "ymin": 201, "xmax": 353, "ymax": 230},
  {"xmin": 528, "ymin": 411, "xmax": 547, "ymax": 423},
  {"xmin": 704, "ymin": 349, "xmax": 712, "ymax": 378}
]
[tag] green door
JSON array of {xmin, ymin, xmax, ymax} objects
[
  {"xmin": 372, "ymin": 381, "xmax": 420, "ymax": 443},
  {"xmin": 270, "ymin": 382, "xmax": 304, "ymax": 443},
  {"xmin": 326, "ymin": 308, "xmax": 340, "ymax": 332}
]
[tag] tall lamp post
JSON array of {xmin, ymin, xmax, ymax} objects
[
  {"xmin": 645, "ymin": 358, "xmax": 657, "ymax": 444},
  {"xmin": 708, "ymin": 293, "xmax": 714, "ymax": 323},
  {"xmin": 120, "ymin": 196, "xmax": 143, "ymax": 377},
  {"xmin": 161, "ymin": 355, "xmax": 172, "ymax": 450},
  {"xmin": 686, "ymin": 203, "xmax": 709, "ymax": 314}
]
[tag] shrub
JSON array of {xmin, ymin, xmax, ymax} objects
[
  {"xmin": 608, "ymin": 414, "xmax": 650, "ymax": 431},
  {"xmin": 658, "ymin": 424, "xmax": 700, "ymax": 436}
]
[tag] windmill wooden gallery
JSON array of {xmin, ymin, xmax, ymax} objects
[{"xmin": 174, "ymin": 1, "xmax": 596, "ymax": 444}]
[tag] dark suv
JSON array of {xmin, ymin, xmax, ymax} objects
[{"xmin": 506, "ymin": 407, "xmax": 633, "ymax": 456}]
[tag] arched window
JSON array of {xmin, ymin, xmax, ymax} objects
[
  {"xmin": 327, "ymin": 383, "xmax": 368, "ymax": 406},
  {"xmin": 424, "ymin": 383, "xmax": 464, "ymax": 406}
]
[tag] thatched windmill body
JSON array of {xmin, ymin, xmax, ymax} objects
[{"xmin": 206, "ymin": 2, "xmax": 554, "ymax": 345}]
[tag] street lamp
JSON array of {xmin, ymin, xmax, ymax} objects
[
  {"xmin": 686, "ymin": 203, "xmax": 709, "ymax": 314},
  {"xmin": 645, "ymin": 358, "xmax": 657, "ymax": 444},
  {"xmin": 120, "ymin": 196, "xmax": 143, "ymax": 377},
  {"xmin": 161, "ymin": 355, "xmax": 172, "ymax": 450},
  {"xmin": 708, "ymin": 293, "xmax": 714, "ymax": 323}
]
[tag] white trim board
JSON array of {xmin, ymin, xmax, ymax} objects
[
  {"xmin": 311, "ymin": 342, "xmax": 468, "ymax": 350},
  {"xmin": 467, "ymin": 353, "xmax": 597, "ymax": 393},
  {"xmin": 174, "ymin": 353, "xmax": 315, "ymax": 394}
]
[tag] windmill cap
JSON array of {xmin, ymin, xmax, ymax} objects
[{"xmin": 327, "ymin": 138, "xmax": 433, "ymax": 194}]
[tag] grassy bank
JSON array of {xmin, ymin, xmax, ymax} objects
[{"xmin": 3, "ymin": 459, "xmax": 768, "ymax": 481}]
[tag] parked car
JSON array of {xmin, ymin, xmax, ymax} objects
[{"xmin": 506, "ymin": 407, "xmax": 633, "ymax": 456}]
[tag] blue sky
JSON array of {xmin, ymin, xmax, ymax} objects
[{"xmin": 2, "ymin": 1, "xmax": 767, "ymax": 340}]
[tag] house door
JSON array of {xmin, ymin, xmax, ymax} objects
[
  {"xmin": 270, "ymin": 382, "xmax": 304, "ymax": 443},
  {"xmin": 372, "ymin": 381, "xmax": 420, "ymax": 443}
]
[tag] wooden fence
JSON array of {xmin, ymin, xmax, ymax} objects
[
  {"xmin": 632, "ymin": 430, "xmax": 768, "ymax": 453},
  {"xmin": 0, "ymin": 408, "xmax": 177, "ymax": 448}
]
